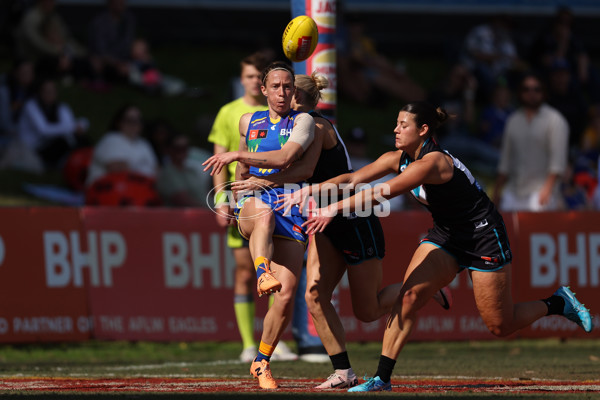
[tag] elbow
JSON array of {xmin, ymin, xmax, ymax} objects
[
  {"xmin": 275, "ymin": 154, "xmax": 296, "ymax": 170},
  {"xmin": 296, "ymin": 168, "xmax": 314, "ymax": 182},
  {"xmin": 272, "ymin": 159, "xmax": 289, "ymax": 170}
]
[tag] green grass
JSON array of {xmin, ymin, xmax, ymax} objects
[
  {"xmin": 0, "ymin": 340, "xmax": 598, "ymax": 398},
  {"xmin": 0, "ymin": 170, "xmax": 65, "ymax": 206},
  {"xmin": 0, "ymin": 339, "xmax": 598, "ymax": 381}
]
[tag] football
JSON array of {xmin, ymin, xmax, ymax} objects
[{"xmin": 282, "ymin": 15, "xmax": 319, "ymax": 62}]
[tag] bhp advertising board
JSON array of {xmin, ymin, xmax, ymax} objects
[{"xmin": 0, "ymin": 208, "xmax": 597, "ymax": 343}]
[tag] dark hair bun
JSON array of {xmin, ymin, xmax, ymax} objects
[{"xmin": 436, "ymin": 107, "xmax": 449, "ymax": 124}]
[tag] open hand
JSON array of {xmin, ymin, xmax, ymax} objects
[
  {"xmin": 275, "ymin": 184, "xmax": 311, "ymax": 216},
  {"xmin": 202, "ymin": 152, "xmax": 238, "ymax": 176},
  {"xmin": 302, "ymin": 204, "xmax": 336, "ymax": 235}
]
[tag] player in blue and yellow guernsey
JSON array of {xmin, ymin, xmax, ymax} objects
[
  {"xmin": 204, "ymin": 62, "xmax": 317, "ymax": 390},
  {"xmin": 236, "ymin": 108, "xmax": 310, "ymax": 245},
  {"xmin": 300, "ymin": 101, "xmax": 593, "ymax": 392},
  {"xmin": 207, "ymin": 51, "xmax": 270, "ymax": 364},
  {"xmin": 233, "ymin": 73, "xmax": 452, "ymax": 390}
]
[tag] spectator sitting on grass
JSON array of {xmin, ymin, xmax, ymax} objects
[
  {"xmin": 86, "ymin": 104, "xmax": 157, "ymax": 187},
  {"xmin": 11, "ymin": 78, "xmax": 89, "ymax": 172},
  {"xmin": 156, "ymin": 133, "xmax": 211, "ymax": 207}
]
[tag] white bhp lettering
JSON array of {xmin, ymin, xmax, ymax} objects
[
  {"xmin": 163, "ymin": 233, "xmax": 234, "ymax": 288},
  {"xmin": 44, "ymin": 231, "xmax": 126, "ymax": 287},
  {"xmin": 530, "ymin": 233, "xmax": 600, "ymax": 288}
]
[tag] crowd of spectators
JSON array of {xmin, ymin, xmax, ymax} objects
[
  {"xmin": 0, "ymin": 0, "xmax": 203, "ymax": 207},
  {"xmin": 337, "ymin": 7, "xmax": 599, "ymax": 211},
  {"xmin": 0, "ymin": 1, "xmax": 598, "ymax": 211},
  {"xmin": 454, "ymin": 7, "xmax": 600, "ymax": 210}
]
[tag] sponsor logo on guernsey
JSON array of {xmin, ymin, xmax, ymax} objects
[
  {"xmin": 249, "ymin": 130, "xmax": 267, "ymax": 140},
  {"xmin": 475, "ymin": 219, "xmax": 488, "ymax": 229},
  {"xmin": 293, "ymin": 224, "xmax": 303, "ymax": 234},
  {"xmin": 481, "ymin": 255, "xmax": 499, "ymax": 265}
]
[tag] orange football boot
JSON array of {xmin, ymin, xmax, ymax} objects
[
  {"xmin": 250, "ymin": 358, "xmax": 278, "ymax": 389},
  {"xmin": 256, "ymin": 267, "xmax": 282, "ymax": 297}
]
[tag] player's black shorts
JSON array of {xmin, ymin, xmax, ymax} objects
[
  {"xmin": 323, "ymin": 213, "xmax": 385, "ymax": 265},
  {"xmin": 421, "ymin": 212, "xmax": 512, "ymax": 271}
]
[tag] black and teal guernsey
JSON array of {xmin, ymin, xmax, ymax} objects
[{"xmin": 398, "ymin": 137, "xmax": 512, "ymax": 271}]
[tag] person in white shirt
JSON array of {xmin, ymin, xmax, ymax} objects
[
  {"xmin": 493, "ymin": 73, "xmax": 569, "ymax": 211},
  {"xmin": 17, "ymin": 78, "xmax": 87, "ymax": 169},
  {"xmin": 86, "ymin": 104, "xmax": 157, "ymax": 186}
]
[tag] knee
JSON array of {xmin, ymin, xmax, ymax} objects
[
  {"xmin": 353, "ymin": 306, "xmax": 379, "ymax": 323},
  {"xmin": 304, "ymin": 287, "xmax": 326, "ymax": 315},
  {"xmin": 275, "ymin": 286, "xmax": 296, "ymax": 311},
  {"xmin": 401, "ymin": 288, "xmax": 419, "ymax": 311},
  {"xmin": 304, "ymin": 288, "xmax": 317, "ymax": 308},
  {"xmin": 257, "ymin": 212, "xmax": 275, "ymax": 230},
  {"xmin": 485, "ymin": 320, "xmax": 513, "ymax": 337},
  {"xmin": 236, "ymin": 266, "xmax": 254, "ymax": 285}
]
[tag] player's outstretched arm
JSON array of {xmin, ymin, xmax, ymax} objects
[
  {"xmin": 315, "ymin": 150, "xmax": 402, "ymax": 195},
  {"xmin": 303, "ymin": 152, "xmax": 450, "ymax": 234}
]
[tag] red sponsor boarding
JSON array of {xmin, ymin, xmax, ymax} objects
[{"xmin": 0, "ymin": 207, "xmax": 597, "ymax": 343}]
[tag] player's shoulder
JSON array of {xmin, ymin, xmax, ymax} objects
[
  {"xmin": 381, "ymin": 149, "xmax": 403, "ymax": 161},
  {"xmin": 292, "ymin": 110, "xmax": 315, "ymax": 124},
  {"xmin": 310, "ymin": 113, "xmax": 328, "ymax": 125},
  {"xmin": 376, "ymin": 149, "xmax": 403, "ymax": 169}
]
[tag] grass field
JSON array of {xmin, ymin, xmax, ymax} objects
[{"xmin": 0, "ymin": 339, "xmax": 599, "ymax": 399}]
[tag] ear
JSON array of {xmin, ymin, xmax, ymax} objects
[
  {"xmin": 261, "ymin": 85, "xmax": 267, "ymax": 97},
  {"xmin": 419, "ymin": 124, "xmax": 430, "ymax": 137}
]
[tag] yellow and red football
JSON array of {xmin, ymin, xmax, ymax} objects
[{"xmin": 282, "ymin": 15, "xmax": 319, "ymax": 62}]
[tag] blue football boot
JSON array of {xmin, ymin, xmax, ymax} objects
[
  {"xmin": 348, "ymin": 376, "xmax": 391, "ymax": 392},
  {"xmin": 554, "ymin": 286, "xmax": 593, "ymax": 333}
]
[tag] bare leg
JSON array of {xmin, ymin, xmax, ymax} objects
[
  {"xmin": 348, "ymin": 258, "xmax": 402, "ymax": 323},
  {"xmin": 381, "ymin": 243, "xmax": 459, "ymax": 359},
  {"xmin": 470, "ymin": 265, "xmax": 547, "ymax": 337},
  {"xmin": 233, "ymin": 246, "xmax": 256, "ymax": 354},
  {"xmin": 238, "ymin": 198, "xmax": 275, "ymax": 263},
  {"xmin": 259, "ymin": 238, "xmax": 305, "ymax": 346},
  {"xmin": 250, "ymin": 237, "xmax": 305, "ymax": 390},
  {"xmin": 305, "ymin": 233, "xmax": 348, "ymax": 356},
  {"xmin": 233, "ymin": 246, "xmax": 254, "ymax": 295}
]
